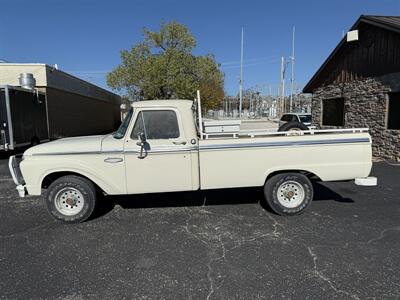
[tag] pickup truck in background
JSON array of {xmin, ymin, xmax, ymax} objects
[
  {"xmin": 278, "ymin": 113, "xmax": 312, "ymax": 127},
  {"xmin": 9, "ymin": 94, "xmax": 377, "ymax": 223}
]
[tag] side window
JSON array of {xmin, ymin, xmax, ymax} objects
[
  {"xmin": 281, "ymin": 115, "xmax": 290, "ymax": 122},
  {"xmin": 131, "ymin": 111, "xmax": 144, "ymax": 139},
  {"xmin": 322, "ymin": 98, "xmax": 345, "ymax": 126},
  {"xmin": 131, "ymin": 110, "xmax": 180, "ymax": 139},
  {"xmin": 388, "ymin": 93, "xmax": 400, "ymax": 130},
  {"xmin": 292, "ymin": 115, "xmax": 299, "ymax": 122}
]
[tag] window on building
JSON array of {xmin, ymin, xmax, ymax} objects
[
  {"xmin": 388, "ymin": 93, "xmax": 400, "ymax": 130},
  {"xmin": 131, "ymin": 110, "xmax": 180, "ymax": 139},
  {"xmin": 322, "ymin": 98, "xmax": 345, "ymax": 126}
]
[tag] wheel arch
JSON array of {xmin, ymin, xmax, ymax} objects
[
  {"xmin": 264, "ymin": 169, "xmax": 321, "ymax": 185},
  {"xmin": 41, "ymin": 170, "xmax": 110, "ymax": 195}
]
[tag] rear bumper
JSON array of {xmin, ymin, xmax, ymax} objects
[
  {"xmin": 8, "ymin": 155, "xmax": 27, "ymax": 197},
  {"xmin": 354, "ymin": 176, "xmax": 377, "ymax": 186}
]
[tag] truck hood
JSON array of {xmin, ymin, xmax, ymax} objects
[{"xmin": 24, "ymin": 135, "xmax": 109, "ymax": 156}]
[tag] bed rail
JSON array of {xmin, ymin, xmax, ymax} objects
[{"xmin": 202, "ymin": 128, "xmax": 369, "ymax": 139}]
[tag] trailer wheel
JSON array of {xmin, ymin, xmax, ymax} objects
[
  {"xmin": 263, "ymin": 173, "xmax": 313, "ymax": 216},
  {"xmin": 45, "ymin": 175, "xmax": 97, "ymax": 223}
]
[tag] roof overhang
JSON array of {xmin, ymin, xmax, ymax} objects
[{"xmin": 303, "ymin": 15, "xmax": 400, "ymax": 93}]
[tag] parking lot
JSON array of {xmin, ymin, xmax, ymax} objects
[{"xmin": 0, "ymin": 156, "xmax": 399, "ymax": 299}]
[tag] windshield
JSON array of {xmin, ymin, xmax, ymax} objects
[
  {"xmin": 113, "ymin": 108, "xmax": 133, "ymax": 139},
  {"xmin": 299, "ymin": 115, "xmax": 312, "ymax": 123}
]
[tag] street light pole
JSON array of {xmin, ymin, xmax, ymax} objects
[
  {"xmin": 279, "ymin": 56, "xmax": 285, "ymax": 116},
  {"xmin": 289, "ymin": 26, "xmax": 295, "ymax": 112}
]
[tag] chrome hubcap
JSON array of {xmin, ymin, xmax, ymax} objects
[
  {"xmin": 54, "ymin": 187, "xmax": 84, "ymax": 216},
  {"xmin": 277, "ymin": 180, "xmax": 305, "ymax": 208}
]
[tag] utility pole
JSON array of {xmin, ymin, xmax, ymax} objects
[
  {"xmin": 279, "ymin": 56, "xmax": 285, "ymax": 116},
  {"xmin": 289, "ymin": 26, "xmax": 295, "ymax": 112},
  {"xmin": 239, "ymin": 27, "xmax": 244, "ymax": 119}
]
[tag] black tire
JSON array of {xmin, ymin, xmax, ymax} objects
[
  {"xmin": 45, "ymin": 175, "xmax": 97, "ymax": 223},
  {"xmin": 263, "ymin": 173, "xmax": 313, "ymax": 216},
  {"xmin": 278, "ymin": 121, "xmax": 309, "ymax": 132}
]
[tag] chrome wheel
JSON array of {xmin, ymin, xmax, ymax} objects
[
  {"xmin": 277, "ymin": 180, "xmax": 305, "ymax": 208},
  {"xmin": 54, "ymin": 187, "xmax": 84, "ymax": 216}
]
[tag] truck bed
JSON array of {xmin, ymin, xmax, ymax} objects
[{"xmin": 198, "ymin": 129, "xmax": 372, "ymax": 190}]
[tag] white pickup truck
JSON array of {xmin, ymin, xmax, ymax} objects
[{"xmin": 9, "ymin": 97, "xmax": 376, "ymax": 223}]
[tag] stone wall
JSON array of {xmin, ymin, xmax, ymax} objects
[{"xmin": 311, "ymin": 72, "xmax": 400, "ymax": 161}]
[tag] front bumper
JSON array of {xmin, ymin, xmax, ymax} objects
[{"xmin": 8, "ymin": 155, "xmax": 26, "ymax": 197}]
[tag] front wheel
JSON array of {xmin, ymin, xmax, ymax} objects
[
  {"xmin": 263, "ymin": 173, "xmax": 313, "ymax": 216},
  {"xmin": 45, "ymin": 175, "xmax": 97, "ymax": 223}
]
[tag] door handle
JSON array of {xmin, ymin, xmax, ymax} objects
[
  {"xmin": 173, "ymin": 141, "xmax": 187, "ymax": 145},
  {"xmin": 104, "ymin": 157, "xmax": 123, "ymax": 163}
]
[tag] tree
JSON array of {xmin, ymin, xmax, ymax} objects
[{"xmin": 107, "ymin": 21, "xmax": 224, "ymax": 110}]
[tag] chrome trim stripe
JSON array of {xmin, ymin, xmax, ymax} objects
[
  {"xmin": 199, "ymin": 138, "xmax": 370, "ymax": 151},
  {"xmin": 32, "ymin": 150, "xmax": 124, "ymax": 156},
  {"xmin": 125, "ymin": 146, "xmax": 197, "ymax": 155},
  {"xmin": 30, "ymin": 138, "xmax": 369, "ymax": 156},
  {"xmin": 32, "ymin": 148, "xmax": 196, "ymax": 156}
]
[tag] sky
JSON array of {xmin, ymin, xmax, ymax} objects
[{"xmin": 1, "ymin": 0, "xmax": 399, "ymax": 96}]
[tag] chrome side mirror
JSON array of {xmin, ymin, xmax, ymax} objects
[
  {"xmin": 136, "ymin": 132, "xmax": 147, "ymax": 159},
  {"xmin": 136, "ymin": 132, "xmax": 146, "ymax": 145}
]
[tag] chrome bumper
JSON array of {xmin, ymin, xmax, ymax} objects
[
  {"xmin": 354, "ymin": 176, "xmax": 377, "ymax": 186},
  {"xmin": 8, "ymin": 155, "xmax": 26, "ymax": 197}
]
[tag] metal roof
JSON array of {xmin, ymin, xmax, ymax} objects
[
  {"xmin": 361, "ymin": 16, "xmax": 400, "ymax": 31},
  {"xmin": 303, "ymin": 15, "xmax": 400, "ymax": 93},
  {"xmin": 0, "ymin": 63, "xmax": 120, "ymax": 103}
]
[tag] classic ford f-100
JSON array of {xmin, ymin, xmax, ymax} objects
[{"xmin": 9, "ymin": 97, "xmax": 376, "ymax": 223}]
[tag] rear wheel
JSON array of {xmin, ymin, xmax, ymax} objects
[
  {"xmin": 45, "ymin": 175, "xmax": 97, "ymax": 223},
  {"xmin": 263, "ymin": 173, "xmax": 313, "ymax": 216}
]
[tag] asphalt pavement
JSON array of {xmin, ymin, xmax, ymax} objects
[{"xmin": 0, "ymin": 157, "xmax": 399, "ymax": 299}]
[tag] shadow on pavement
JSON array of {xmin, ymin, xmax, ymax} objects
[
  {"xmin": 312, "ymin": 181, "xmax": 354, "ymax": 203},
  {"xmin": 91, "ymin": 182, "xmax": 354, "ymax": 220}
]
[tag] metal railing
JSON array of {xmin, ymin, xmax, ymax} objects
[{"xmin": 202, "ymin": 128, "xmax": 370, "ymax": 139}]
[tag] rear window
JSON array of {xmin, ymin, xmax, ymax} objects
[
  {"xmin": 299, "ymin": 115, "xmax": 311, "ymax": 123},
  {"xmin": 280, "ymin": 114, "xmax": 292, "ymax": 122}
]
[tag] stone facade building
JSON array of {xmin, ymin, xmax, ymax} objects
[{"xmin": 303, "ymin": 16, "xmax": 400, "ymax": 161}]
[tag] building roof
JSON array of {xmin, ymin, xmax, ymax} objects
[
  {"xmin": 361, "ymin": 15, "xmax": 400, "ymax": 32},
  {"xmin": 0, "ymin": 63, "xmax": 120, "ymax": 103},
  {"xmin": 303, "ymin": 15, "xmax": 400, "ymax": 93}
]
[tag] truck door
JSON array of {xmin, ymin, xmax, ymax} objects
[{"xmin": 124, "ymin": 108, "xmax": 193, "ymax": 194}]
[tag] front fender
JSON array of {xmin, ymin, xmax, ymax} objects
[{"xmin": 20, "ymin": 155, "xmax": 126, "ymax": 196}]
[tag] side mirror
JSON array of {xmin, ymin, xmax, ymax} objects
[
  {"xmin": 136, "ymin": 132, "xmax": 146, "ymax": 146},
  {"xmin": 136, "ymin": 132, "xmax": 147, "ymax": 159}
]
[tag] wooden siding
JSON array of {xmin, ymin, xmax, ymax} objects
[{"xmin": 308, "ymin": 23, "xmax": 400, "ymax": 91}]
